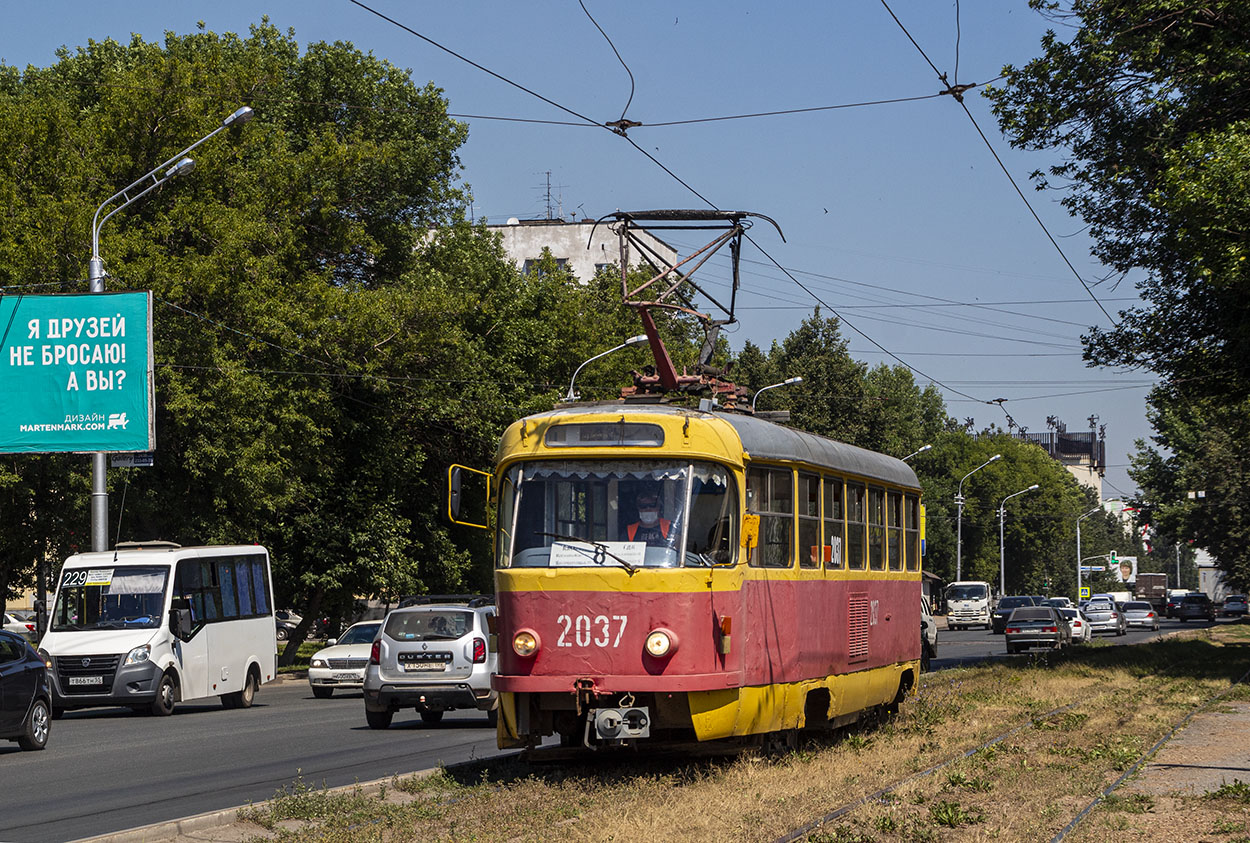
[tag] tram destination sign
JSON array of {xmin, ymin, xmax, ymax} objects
[{"xmin": 0, "ymin": 292, "xmax": 154, "ymax": 453}]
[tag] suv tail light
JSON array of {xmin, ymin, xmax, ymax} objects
[
  {"xmin": 370, "ymin": 641, "xmax": 381, "ymax": 665},
  {"xmin": 472, "ymin": 637, "xmax": 487, "ymax": 664}
]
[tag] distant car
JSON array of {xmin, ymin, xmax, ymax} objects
[
  {"xmin": 0, "ymin": 630, "xmax": 51, "ymax": 750},
  {"xmin": 275, "ymin": 609, "xmax": 303, "ymax": 625},
  {"xmin": 921, "ymin": 595, "xmax": 938, "ymax": 672},
  {"xmin": 1004, "ymin": 607, "xmax": 1072, "ymax": 653},
  {"xmin": 308, "ymin": 621, "xmax": 382, "ymax": 698},
  {"xmin": 2, "ymin": 612, "xmax": 36, "ymax": 640},
  {"xmin": 276, "ymin": 618, "xmax": 298, "ymax": 642},
  {"xmin": 1059, "ymin": 608, "xmax": 1092, "ymax": 644},
  {"xmin": 1120, "ymin": 601, "xmax": 1160, "ymax": 631},
  {"xmin": 1083, "ymin": 600, "xmax": 1127, "ymax": 636},
  {"xmin": 1175, "ymin": 593, "xmax": 1216, "ymax": 622},
  {"xmin": 1221, "ymin": 595, "xmax": 1248, "ymax": 618},
  {"xmin": 363, "ymin": 600, "xmax": 498, "ymax": 729},
  {"xmin": 992, "ymin": 596, "xmax": 1040, "ymax": 634},
  {"xmin": 1045, "ymin": 597, "xmax": 1073, "ymax": 609}
]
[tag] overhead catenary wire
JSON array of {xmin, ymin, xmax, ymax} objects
[{"xmin": 877, "ymin": 0, "xmax": 1117, "ymax": 325}]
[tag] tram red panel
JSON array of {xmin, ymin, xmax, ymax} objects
[
  {"xmin": 494, "ymin": 589, "xmax": 743, "ymax": 693},
  {"xmin": 740, "ymin": 578, "xmax": 919, "ymax": 686}
]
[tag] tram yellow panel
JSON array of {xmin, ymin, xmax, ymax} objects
[{"xmin": 687, "ymin": 662, "xmax": 919, "ymax": 741}]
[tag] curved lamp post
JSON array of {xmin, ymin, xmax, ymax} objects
[
  {"xmin": 87, "ymin": 106, "xmax": 254, "ymax": 552},
  {"xmin": 998, "ymin": 484, "xmax": 1039, "ymax": 595},
  {"xmin": 903, "ymin": 444, "xmax": 932, "ymax": 462},
  {"xmin": 1075, "ymin": 502, "xmax": 1110, "ymax": 600},
  {"xmin": 955, "ymin": 453, "xmax": 1001, "ymax": 582},
  {"xmin": 751, "ymin": 376, "xmax": 803, "ymax": 412},
  {"xmin": 563, "ymin": 335, "xmax": 649, "ymax": 402}
]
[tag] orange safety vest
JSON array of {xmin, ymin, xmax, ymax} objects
[{"xmin": 627, "ymin": 518, "xmax": 671, "ymax": 541}]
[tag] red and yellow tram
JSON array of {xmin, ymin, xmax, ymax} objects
[{"xmin": 460, "ymin": 401, "xmax": 925, "ymax": 749}]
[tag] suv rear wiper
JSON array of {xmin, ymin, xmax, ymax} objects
[{"xmin": 535, "ymin": 532, "xmax": 638, "ymax": 576}]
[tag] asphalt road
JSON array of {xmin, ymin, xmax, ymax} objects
[
  {"xmin": 930, "ymin": 613, "xmax": 1230, "ymax": 670},
  {"xmin": 0, "ymin": 679, "xmax": 501, "ymax": 843}
]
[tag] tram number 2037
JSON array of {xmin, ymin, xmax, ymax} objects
[{"xmin": 556, "ymin": 614, "xmax": 628, "ymax": 648}]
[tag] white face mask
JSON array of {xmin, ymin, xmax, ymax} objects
[{"xmin": 638, "ymin": 509, "xmax": 660, "ymax": 526}]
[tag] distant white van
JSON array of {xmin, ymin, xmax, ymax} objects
[{"xmin": 38, "ymin": 543, "xmax": 277, "ymax": 716}]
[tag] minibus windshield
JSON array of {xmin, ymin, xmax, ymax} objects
[{"xmin": 52, "ymin": 565, "xmax": 169, "ymax": 631}]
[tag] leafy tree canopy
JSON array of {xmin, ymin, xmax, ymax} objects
[{"xmin": 987, "ymin": 0, "xmax": 1250, "ymax": 589}]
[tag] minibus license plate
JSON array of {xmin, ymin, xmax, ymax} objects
[{"xmin": 69, "ymin": 675, "xmax": 102, "ymax": 686}]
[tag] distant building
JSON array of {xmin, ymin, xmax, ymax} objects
[
  {"xmin": 1196, "ymin": 549, "xmax": 1228, "ymax": 601},
  {"xmin": 486, "ymin": 218, "xmax": 678, "ymax": 283},
  {"xmin": 1015, "ymin": 429, "xmax": 1106, "ymax": 499}
]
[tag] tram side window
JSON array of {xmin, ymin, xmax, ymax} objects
[
  {"xmin": 905, "ymin": 495, "xmax": 921, "ymax": 571},
  {"xmin": 868, "ymin": 486, "xmax": 886, "ymax": 571},
  {"xmin": 747, "ymin": 467, "xmax": 794, "ymax": 568},
  {"xmin": 798, "ymin": 473, "xmax": 821, "ymax": 569},
  {"xmin": 888, "ymin": 491, "xmax": 904, "ymax": 571},
  {"xmin": 846, "ymin": 482, "xmax": 866, "ymax": 570},
  {"xmin": 823, "ymin": 476, "xmax": 844, "ymax": 569}
]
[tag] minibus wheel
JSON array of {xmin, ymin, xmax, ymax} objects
[{"xmin": 150, "ymin": 672, "xmax": 177, "ymax": 716}]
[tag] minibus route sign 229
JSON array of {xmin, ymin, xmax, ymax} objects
[{"xmin": 0, "ymin": 291, "xmax": 154, "ymax": 454}]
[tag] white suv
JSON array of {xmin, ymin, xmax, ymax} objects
[{"xmin": 363, "ymin": 599, "xmax": 497, "ymax": 729}]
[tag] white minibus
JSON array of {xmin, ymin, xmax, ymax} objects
[{"xmin": 38, "ymin": 543, "xmax": 277, "ymax": 716}]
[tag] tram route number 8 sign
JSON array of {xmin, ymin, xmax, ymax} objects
[{"xmin": 0, "ymin": 292, "xmax": 154, "ymax": 454}]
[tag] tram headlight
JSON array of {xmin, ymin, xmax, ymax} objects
[
  {"xmin": 512, "ymin": 629, "xmax": 539, "ymax": 657},
  {"xmin": 644, "ymin": 628, "xmax": 677, "ymax": 658}
]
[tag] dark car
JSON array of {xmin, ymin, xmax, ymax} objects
[
  {"xmin": 1175, "ymin": 593, "xmax": 1216, "ymax": 622},
  {"xmin": 991, "ymin": 596, "xmax": 1040, "ymax": 634},
  {"xmin": 0, "ymin": 630, "xmax": 52, "ymax": 751},
  {"xmin": 1004, "ymin": 607, "xmax": 1072, "ymax": 653}
]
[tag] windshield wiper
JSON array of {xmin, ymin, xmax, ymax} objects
[{"xmin": 535, "ymin": 532, "xmax": 638, "ymax": 576}]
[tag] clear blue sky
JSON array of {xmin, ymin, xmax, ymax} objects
[{"xmin": 2, "ymin": 0, "xmax": 1152, "ymax": 499}]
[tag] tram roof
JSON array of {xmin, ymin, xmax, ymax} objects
[{"xmin": 529, "ymin": 402, "xmax": 920, "ymax": 489}]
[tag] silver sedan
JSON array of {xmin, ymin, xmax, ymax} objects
[
  {"xmin": 1120, "ymin": 601, "xmax": 1160, "ymax": 631},
  {"xmin": 1083, "ymin": 601, "xmax": 1127, "ymax": 636}
]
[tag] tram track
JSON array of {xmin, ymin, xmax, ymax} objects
[{"xmin": 771, "ymin": 659, "xmax": 1250, "ymax": 843}]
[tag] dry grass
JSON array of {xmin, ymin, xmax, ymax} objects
[{"xmin": 236, "ymin": 624, "xmax": 1250, "ymax": 842}]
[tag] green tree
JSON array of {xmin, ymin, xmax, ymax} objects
[{"xmin": 987, "ymin": 0, "xmax": 1250, "ymax": 589}]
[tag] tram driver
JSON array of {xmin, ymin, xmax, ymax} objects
[{"xmin": 621, "ymin": 486, "xmax": 675, "ymax": 548}]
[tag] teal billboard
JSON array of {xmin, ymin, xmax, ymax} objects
[{"xmin": 0, "ymin": 292, "xmax": 155, "ymax": 453}]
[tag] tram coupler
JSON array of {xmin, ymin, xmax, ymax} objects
[{"xmin": 583, "ymin": 699, "xmax": 651, "ymax": 748}]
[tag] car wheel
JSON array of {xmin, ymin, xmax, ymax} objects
[
  {"xmin": 150, "ymin": 672, "xmax": 177, "ymax": 717},
  {"xmin": 276, "ymin": 627, "xmax": 288, "ymax": 641},
  {"xmin": 312, "ymin": 686, "xmax": 334, "ymax": 699},
  {"xmin": 17, "ymin": 698, "xmax": 50, "ymax": 751},
  {"xmin": 420, "ymin": 710, "xmax": 444, "ymax": 724},
  {"xmin": 365, "ymin": 707, "xmax": 393, "ymax": 729}
]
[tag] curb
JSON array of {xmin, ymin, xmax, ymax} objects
[{"xmin": 70, "ymin": 768, "xmax": 442, "ymax": 843}]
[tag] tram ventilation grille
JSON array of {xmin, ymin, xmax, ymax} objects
[{"xmin": 847, "ymin": 593, "xmax": 869, "ymax": 663}]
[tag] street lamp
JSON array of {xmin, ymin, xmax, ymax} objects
[
  {"xmin": 86, "ymin": 106, "xmax": 254, "ymax": 552},
  {"xmin": 902, "ymin": 444, "xmax": 932, "ymax": 462},
  {"xmin": 998, "ymin": 484, "xmax": 1039, "ymax": 595},
  {"xmin": 1075, "ymin": 500, "xmax": 1120, "ymax": 600},
  {"xmin": 955, "ymin": 453, "xmax": 1001, "ymax": 582},
  {"xmin": 563, "ymin": 335, "xmax": 649, "ymax": 401},
  {"xmin": 751, "ymin": 376, "xmax": 803, "ymax": 412}
]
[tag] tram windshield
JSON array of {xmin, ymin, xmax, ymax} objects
[{"xmin": 497, "ymin": 459, "xmax": 738, "ymax": 569}]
